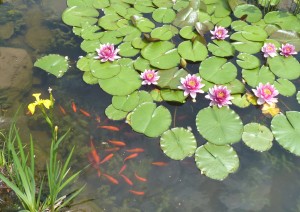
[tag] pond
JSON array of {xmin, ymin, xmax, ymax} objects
[{"xmin": 1, "ymin": 0, "xmax": 300, "ymax": 211}]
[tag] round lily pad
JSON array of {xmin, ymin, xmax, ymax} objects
[
  {"xmin": 195, "ymin": 143, "xmax": 239, "ymax": 181},
  {"xmin": 233, "ymin": 4, "xmax": 262, "ymax": 23},
  {"xmin": 133, "ymin": 56, "xmax": 153, "ymax": 71},
  {"xmin": 82, "ymin": 71, "xmax": 98, "ymax": 85},
  {"xmin": 157, "ymin": 68, "xmax": 188, "ymax": 89},
  {"xmin": 236, "ymin": 53, "xmax": 260, "ymax": 69},
  {"xmin": 178, "ymin": 40, "xmax": 208, "ymax": 62},
  {"xmin": 196, "ymin": 107, "xmax": 243, "ymax": 145},
  {"xmin": 231, "ymin": 20, "xmax": 248, "ymax": 31},
  {"xmin": 271, "ymin": 112, "xmax": 300, "ymax": 156},
  {"xmin": 130, "ymin": 102, "xmax": 172, "ymax": 137},
  {"xmin": 112, "ymin": 91, "xmax": 140, "ymax": 112},
  {"xmin": 152, "ymin": 8, "xmax": 176, "ymax": 23},
  {"xmin": 241, "ymin": 25, "xmax": 268, "ymax": 42},
  {"xmin": 179, "ymin": 26, "xmax": 198, "ymax": 39},
  {"xmin": 160, "ymin": 89, "xmax": 186, "ymax": 103},
  {"xmin": 208, "ymin": 40, "xmax": 235, "ymax": 57},
  {"xmin": 242, "ymin": 65, "xmax": 275, "ymax": 88},
  {"xmin": 90, "ymin": 60, "xmax": 121, "ymax": 79},
  {"xmin": 80, "ymin": 39, "xmax": 103, "ymax": 53},
  {"xmin": 274, "ymin": 78, "xmax": 296, "ymax": 97},
  {"xmin": 118, "ymin": 42, "xmax": 140, "ymax": 57},
  {"xmin": 268, "ymin": 56, "xmax": 300, "ymax": 80},
  {"xmin": 231, "ymin": 32, "xmax": 262, "ymax": 54},
  {"xmin": 199, "ymin": 56, "xmax": 237, "ymax": 84},
  {"xmin": 150, "ymin": 26, "xmax": 173, "ymax": 41},
  {"xmin": 98, "ymin": 14, "xmax": 121, "ymax": 31},
  {"xmin": 242, "ymin": 123, "xmax": 273, "ymax": 152},
  {"xmin": 160, "ymin": 128, "xmax": 197, "ymax": 160},
  {"xmin": 62, "ymin": 6, "xmax": 99, "ymax": 27},
  {"xmin": 105, "ymin": 104, "xmax": 128, "ymax": 120}
]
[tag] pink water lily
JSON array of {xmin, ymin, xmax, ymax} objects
[
  {"xmin": 252, "ymin": 83, "xmax": 279, "ymax": 105},
  {"xmin": 94, "ymin": 43, "xmax": 120, "ymax": 62},
  {"xmin": 140, "ymin": 69, "xmax": 160, "ymax": 85},
  {"xmin": 178, "ymin": 74, "xmax": 205, "ymax": 102},
  {"xmin": 279, "ymin": 43, "xmax": 297, "ymax": 57},
  {"xmin": 210, "ymin": 26, "xmax": 229, "ymax": 40},
  {"xmin": 205, "ymin": 85, "xmax": 233, "ymax": 108},
  {"xmin": 261, "ymin": 43, "xmax": 277, "ymax": 58}
]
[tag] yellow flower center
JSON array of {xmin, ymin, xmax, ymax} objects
[
  {"xmin": 217, "ymin": 91, "xmax": 224, "ymax": 98},
  {"xmin": 146, "ymin": 73, "xmax": 154, "ymax": 79},
  {"xmin": 188, "ymin": 80, "xmax": 196, "ymax": 87},
  {"xmin": 263, "ymin": 88, "xmax": 272, "ymax": 95}
]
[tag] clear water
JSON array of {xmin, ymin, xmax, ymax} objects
[{"xmin": 1, "ymin": 0, "xmax": 300, "ymax": 211}]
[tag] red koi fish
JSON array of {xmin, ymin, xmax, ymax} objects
[
  {"xmin": 89, "ymin": 138, "xmax": 100, "ymax": 165},
  {"xmin": 58, "ymin": 105, "xmax": 66, "ymax": 115},
  {"xmin": 103, "ymin": 173, "xmax": 119, "ymax": 185},
  {"xmin": 79, "ymin": 108, "xmax": 91, "ymax": 117},
  {"xmin": 129, "ymin": 190, "xmax": 145, "ymax": 196},
  {"xmin": 124, "ymin": 153, "xmax": 139, "ymax": 162},
  {"xmin": 118, "ymin": 164, "xmax": 127, "ymax": 174},
  {"xmin": 151, "ymin": 162, "xmax": 168, "ymax": 166},
  {"xmin": 134, "ymin": 172, "xmax": 147, "ymax": 182},
  {"xmin": 104, "ymin": 147, "xmax": 120, "ymax": 152},
  {"xmin": 108, "ymin": 140, "xmax": 126, "ymax": 147},
  {"xmin": 120, "ymin": 174, "xmax": 133, "ymax": 186},
  {"xmin": 99, "ymin": 153, "xmax": 114, "ymax": 164},
  {"xmin": 97, "ymin": 125, "xmax": 120, "ymax": 131},
  {"xmin": 126, "ymin": 148, "xmax": 144, "ymax": 153},
  {"xmin": 71, "ymin": 101, "xmax": 77, "ymax": 112}
]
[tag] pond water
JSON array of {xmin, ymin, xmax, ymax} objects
[{"xmin": 1, "ymin": 0, "xmax": 300, "ymax": 211}]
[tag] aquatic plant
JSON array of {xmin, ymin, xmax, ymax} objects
[{"xmin": 34, "ymin": 0, "xmax": 300, "ymax": 180}]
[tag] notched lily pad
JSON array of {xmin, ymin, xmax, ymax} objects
[
  {"xmin": 105, "ymin": 104, "xmax": 128, "ymax": 120},
  {"xmin": 178, "ymin": 40, "xmax": 208, "ymax": 62},
  {"xmin": 208, "ymin": 40, "xmax": 235, "ymax": 57},
  {"xmin": 268, "ymin": 56, "xmax": 300, "ymax": 80},
  {"xmin": 233, "ymin": 4, "xmax": 262, "ymax": 23},
  {"xmin": 237, "ymin": 53, "xmax": 260, "ymax": 69},
  {"xmin": 274, "ymin": 78, "xmax": 296, "ymax": 97}
]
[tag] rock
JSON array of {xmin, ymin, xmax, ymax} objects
[
  {"xmin": 0, "ymin": 22, "xmax": 14, "ymax": 40},
  {"xmin": 0, "ymin": 47, "xmax": 33, "ymax": 106}
]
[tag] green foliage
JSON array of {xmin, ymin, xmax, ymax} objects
[{"xmin": 34, "ymin": 55, "xmax": 69, "ymax": 78}]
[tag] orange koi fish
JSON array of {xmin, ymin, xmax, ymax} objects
[
  {"xmin": 95, "ymin": 115, "xmax": 101, "ymax": 123},
  {"xmin": 126, "ymin": 148, "xmax": 144, "ymax": 153},
  {"xmin": 58, "ymin": 105, "xmax": 66, "ymax": 115},
  {"xmin": 118, "ymin": 164, "xmax": 127, "ymax": 174},
  {"xmin": 71, "ymin": 101, "xmax": 77, "ymax": 112},
  {"xmin": 104, "ymin": 147, "xmax": 120, "ymax": 152},
  {"xmin": 89, "ymin": 138, "xmax": 100, "ymax": 165},
  {"xmin": 151, "ymin": 161, "xmax": 168, "ymax": 166},
  {"xmin": 120, "ymin": 174, "xmax": 133, "ymax": 186},
  {"xmin": 97, "ymin": 125, "xmax": 120, "ymax": 131},
  {"xmin": 103, "ymin": 173, "xmax": 119, "ymax": 185},
  {"xmin": 124, "ymin": 153, "xmax": 139, "ymax": 162},
  {"xmin": 99, "ymin": 153, "xmax": 114, "ymax": 164},
  {"xmin": 108, "ymin": 140, "xmax": 126, "ymax": 147},
  {"xmin": 134, "ymin": 172, "xmax": 147, "ymax": 182},
  {"xmin": 129, "ymin": 190, "xmax": 145, "ymax": 196},
  {"xmin": 79, "ymin": 108, "xmax": 91, "ymax": 117}
]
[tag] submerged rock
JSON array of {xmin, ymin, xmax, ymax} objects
[{"xmin": 0, "ymin": 22, "xmax": 14, "ymax": 40}]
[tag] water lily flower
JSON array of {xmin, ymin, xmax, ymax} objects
[
  {"xmin": 178, "ymin": 74, "xmax": 205, "ymax": 102},
  {"xmin": 205, "ymin": 85, "xmax": 234, "ymax": 108},
  {"xmin": 210, "ymin": 26, "xmax": 229, "ymax": 40},
  {"xmin": 279, "ymin": 43, "xmax": 297, "ymax": 57},
  {"xmin": 28, "ymin": 93, "xmax": 52, "ymax": 115},
  {"xmin": 140, "ymin": 70, "xmax": 160, "ymax": 85},
  {"xmin": 252, "ymin": 83, "xmax": 279, "ymax": 105},
  {"xmin": 261, "ymin": 43, "xmax": 278, "ymax": 58},
  {"xmin": 94, "ymin": 43, "xmax": 120, "ymax": 62}
]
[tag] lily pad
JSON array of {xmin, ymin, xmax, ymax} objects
[
  {"xmin": 231, "ymin": 94, "xmax": 250, "ymax": 108},
  {"xmin": 195, "ymin": 143, "xmax": 239, "ymax": 181},
  {"xmin": 132, "ymin": 15, "xmax": 155, "ymax": 32},
  {"xmin": 242, "ymin": 65, "xmax": 275, "ymax": 87},
  {"xmin": 179, "ymin": 26, "xmax": 198, "ymax": 39},
  {"xmin": 231, "ymin": 32, "xmax": 263, "ymax": 54},
  {"xmin": 133, "ymin": 56, "xmax": 153, "ymax": 71},
  {"xmin": 131, "ymin": 37, "xmax": 148, "ymax": 49},
  {"xmin": 150, "ymin": 26, "xmax": 173, "ymax": 41},
  {"xmin": 98, "ymin": 14, "xmax": 121, "ymax": 31},
  {"xmin": 208, "ymin": 40, "xmax": 235, "ymax": 57},
  {"xmin": 112, "ymin": 91, "xmax": 140, "ymax": 112},
  {"xmin": 157, "ymin": 68, "xmax": 188, "ymax": 89},
  {"xmin": 90, "ymin": 60, "xmax": 121, "ymax": 79},
  {"xmin": 130, "ymin": 102, "xmax": 172, "ymax": 137},
  {"xmin": 80, "ymin": 39, "xmax": 102, "ymax": 53},
  {"xmin": 82, "ymin": 71, "xmax": 98, "ymax": 85},
  {"xmin": 233, "ymin": 4, "xmax": 262, "ymax": 23},
  {"xmin": 160, "ymin": 89, "xmax": 186, "ymax": 103},
  {"xmin": 152, "ymin": 8, "xmax": 176, "ymax": 23},
  {"xmin": 34, "ymin": 54, "xmax": 69, "ymax": 78},
  {"xmin": 274, "ymin": 78, "xmax": 296, "ymax": 97},
  {"xmin": 242, "ymin": 123, "xmax": 273, "ymax": 152},
  {"xmin": 62, "ymin": 6, "xmax": 99, "ymax": 27},
  {"xmin": 271, "ymin": 112, "xmax": 300, "ymax": 156},
  {"xmin": 297, "ymin": 91, "xmax": 300, "ymax": 104},
  {"xmin": 241, "ymin": 25, "xmax": 268, "ymax": 42},
  {"xmin": 105, "ymin": 104, "xmax": 128, "ymax": 120},
  {"xmin": 138, "ymin": 90, "xmax": 153, "ymax": 104},
  {"xmin": 236, "ymin": 53, "xmax": 260, "ymax": 69},
  {"xmin": 224, "ymin": 79, "xmax": 245, "ymax": 94},
  {"xmin": 264, "ymin": 11, "xmax": 300, "ymax": 32},
  {"xmin": 118, "ymin": 42, "xmax": 140, "ymax": 57},
  {"xmin": 268, "ymin": 56, "xmax": 300, "ymax": 80},
  {"xmin": 196, "ymin": 107, "xmax": 243, "ymax": 145},
  {"xmin": 199, "ymin": 56, "xmax": 237, "ymax": 84},
  {"xmin": 178, "ymin": 40, "xmax": 208, "ymax": 62},
  {"xmin": 160, "ymin": 127, "xmax": 197, "ymax": 160},
  {"xmin": 231, "ymin": 20, "xmax": 248, "ymax": 31}
]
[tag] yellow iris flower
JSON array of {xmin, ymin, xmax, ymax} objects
[{"xmin": 28, "ymin": 93, "xmax": 52, "ymax": 115}]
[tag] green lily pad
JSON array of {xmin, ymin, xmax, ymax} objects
[
  {"xmin": 67, "ymin": 0, "xmax": 94, "ymax": 7},
  {"xmin": 231, "ymin": 94, "xmax": 250, "ymax": 108},
  {"xmin": 160, "ymin": 127, "xmax": 197, "ymax": 160},
  {"xmin": 130, "ymin": 102, "xmax": 172, "ymax": 137},
  {"xmin": 178, "ymin": 40, "xmax": 208, "ymax": 62},
  {"xmin": 118, "ymin": 42, "xmax": 140, "ymax": 57},
  {"xmin": 93, "ymin": 0, "xmax": 109, "ymax": 9},
  {"xmin": 224, "ymin": 79, "xmax": 245, "ymax": 94},
  {"xmin": 34, "ymin": 54, "xmax": 69, "ymax": 78},
  {"xmin": 268, "ymin": 56, "xmax": 300, "ymax": 80},
  {"xmin": 131, "ymin": 37, "xmax": 148, "ymax": 49},
  {"xmin": 150, "ymin": 49, "xmax": 180, "ymax": 69},
  {"xmin": 152, "ymin": 8, "xmax": 176, "ymax": 23},
  {"xmin": 90, "ymin": 60, "xmax": 121, "ymax": 79},
  {"xmin": 112, "ymin": 91, "xmax": 140, "ymax": 112},
  {"xmin": 118, "ymin": 25, "xmax": 141, "ymax": 42},
  {"xmin": 105, "ymin": 104, "xmax": 128, "ymax": 120},
  {"xmin": 80, "ymin": 24, "xmax": 102, "ymax": 40},
  {"xmin": 153, "ymin": 0, "xmax": 173, "ymax": 8},
  {"xmin": 269, "ymin": 30, "xmax": 300, "ymax": 51},
  {"xmin": 196, "ymin": 107, "xmax": 243, "ymax": 145},
  {"xmin": 179, "ymin": 26, "xmax": 198, "ymax": 39},
  {"xmin": 98, "ymin": 14, "xmax": 121, "ymax": 31},
  {"xmin": 134, "ymin": 0, "xmax": 155, "ymax": 13},
  {"xmin": 132, "ymin": 15, "xmax": 155, "ymax": 32},
  {"xmin": 242, "ymin": 123, "xmax": 273, "ymax": 152},
  {"xmin": 233, "ymin": 4, "xmax": 262, "ymax": 23},
  {"xmin": 82, "ymin": 71, "xmax": 98, "ymax": 85},
  {"xmin": 241, "ymin": 25, "xmax": 268, "ymax": 42},
  {"xmin": 160, "ymin": 89, "xmax": 186, "ymax": 103},
  {"xmin": 138, "ymin": 90, "xmax": 153, "ymax": 104},
  {"xmin": 231, "ymin": 20, "xmax": 248, "ymax": 31},
  {"xmin": 150, "ymin": 26, "xmax": 173, "ymax": 41},
  {"xmin": 236, "ymin": 53, "xmax": 260, "ymax": 69},
  {"xmin": 199, "ymin": 56, "xmax": 237, "ymax": 84},
  {"xmin": 133, "ymin": 56, "xmax": 153, "ymax": 71},
  {"xmin": 195, "ymin": 143, "xmax": 239, "ymax": 181},
  {"xmin": 150, "ymin": 89, "xmax": 163, "ymax": 102},
  {"xmin": 274, "ymin": 78, "xmax": 296, "ymax": 97},
  {"xmin": 157, "ymin": 68, "xmax": 188, "ymax": 89},
  {"xmin": 264, "ymin": 11, "xmax": 300, "ymax": 32},
  {"xmin": 208, "ymin": 40, "xmax": 235, "ymax": 57},
  {"xmin": 271, "ymin": 111, "xmax": 300, "ymax": 156},
  {"xmin": 231, "ymin": 32, "xmax": 263, "ymax": 54},
  {"xmin": 99, "ymin": 31, "xmax": 123, "ymax": 45},
  {"xmin": 242, "ymin": 65, "xmax": 275, "ymax": 87},
  {"xmin": 62, "ymin": 6, "xmax": 99, "ymax": 27},
  {"xmin": 297, "ymin": 91, "xmax": 300, "ymax": 104},
  {"xmin": 80, "ymin": 39, "xmax": 102, "ymax": 53},
  {"xmin": 211, "ymin": 15, "xmax": 232, "ymax": 27}
]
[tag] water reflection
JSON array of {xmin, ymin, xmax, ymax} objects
[{"xmin": 1, "ymin": 0, "xmax": 300, "ymax": 211}]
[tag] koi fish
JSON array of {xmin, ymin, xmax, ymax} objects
[
  {"xmin": 104, "ymin": 147, "xmax": 120, "ymax": 152},
  {"xmin": 120, "ymin": 174, "xmax": 133, "ymax": 186},
  {"xmin": 58, "ymin": 105, "xmax": 66, "ymax": 115},
  {"xmin": 151, "ymin": 162, "xmax": 168, "ymax": 166},
  {"xmin": 79, "ymin": 108, "xmax": 91, "ymax": 117},
  {"xmin": 95, "ymin": 115, "xmax": 101, "ymax": 123},
  {"xmin": 129, "ymin": 190, "xmax": 145, "ymax": 196},
  {"xmin": 71, "ymin": 101, "xmax": 77, "ymax": 112},
  {"xmin": 89, "ymin": 137, "xmax": 100, "ymax": 165},
  {"xmin": 97, "ymin": 125, "xmax": 120, "ymax": 131},
  {"xmin": 118, "ymin": 164, "xmax": 127, "ymax": 174},
  {"xmin": 103, "ymin": 173, "xmax": 119, "ymax": 184},
  {"xmin": 126, "ymin": 148, "xmax": 144, "ymax": 153},
  {"xmin": 134, "ymin": 172, "xmax": 147, "ymax": 182},
  {"xmin": 124, "ymin": 153, "xmax": 139, "ymax": 162},
  {"xmin": 99, "ymin": 153, "xmax": 114, "ymax": 164},
  {"xmin": 108, "ymin": 140, "xmax": 126, "ymax": 147}
]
